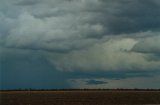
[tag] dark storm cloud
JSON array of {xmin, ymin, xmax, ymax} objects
[
  {"xmin": 1, "ymin": 0, "xmax": 160, "ymax": 89},
  {"xmin": 0, "ymin": 0, "xmax": 160, "ymax": 71},
  {"xmin": 1, "ymin": 0, "xmax": 160, "ymax": 52},
  {"xmin": 99, "ymin": 0, "xmax": 160, "ymax": 34}
]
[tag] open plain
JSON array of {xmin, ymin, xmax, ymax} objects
[{"xmin": 1, "ymin": 90, "xmax": 160, "ymax": 105}]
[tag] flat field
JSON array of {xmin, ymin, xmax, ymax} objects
[{"xmin": 1, "ymin": 91, "xmax": 160, "ymax": 105}]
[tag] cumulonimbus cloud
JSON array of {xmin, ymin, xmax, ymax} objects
[
  {"xmin": 1, "ymin": 0, "xmax": 160, "ymax": 53},
  {"xmin": 0, "ymin": 0, "xmax": 160, "ymax": 72}
]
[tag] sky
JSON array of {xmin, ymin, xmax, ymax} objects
[{"xmin": 0, "ymin": 0, "xmax": 160, "ymax": 89}]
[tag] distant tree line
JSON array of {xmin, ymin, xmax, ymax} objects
[{"xmin": 1, "ymin": 88, "xmax": 160, "ymax": 91}]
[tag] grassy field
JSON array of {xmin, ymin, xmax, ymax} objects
[{"xmin": 1, "ymin": 91, "xmax": 160, "ymax": 105}]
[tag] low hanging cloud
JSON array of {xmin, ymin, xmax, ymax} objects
[
  {"xmin": 69, "ymin": 76, "xmax": 160, "ymax": 89},
  {"xmin": 48, "ymin": 35, "xmax": 160, "ymax": 71},
  {"xmin": 86, "ymin": 79, "xmax": 108, "ymax": 85},
  {"xmin": 132, "ymin": 35, "xmax": 160, "ymax": 54}
]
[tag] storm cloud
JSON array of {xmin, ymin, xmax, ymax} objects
[
  {"xmin": 0, "ymin": 0, "xmax": 160, "ymax": 89},
  {"xmin": 1, "ymin": 0, "xmax": 160, "ymax": 52}
]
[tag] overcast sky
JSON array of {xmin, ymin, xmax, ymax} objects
[{"xmin": 0, "ymin": 0, "xmax": 160, "ymax": 89}]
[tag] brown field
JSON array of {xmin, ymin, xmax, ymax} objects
[{"xmin": 1, "ymin": 91, "xmax": 160, "ymax": 105}]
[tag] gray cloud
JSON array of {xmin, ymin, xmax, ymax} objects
[
  {"xmin": 106, "ymin": 0, "xmax": 160, "ymax": 34},
  {"xmin": 16, "ymin": 0, "xmax": 41, "ymax": 6},
  {"xmin": 1, "ymin": 0, "xmax": 160, "ymax": 89},
  {"xmin": 48, "ymin": 35, "xmax": 160, "ymax": 71},
  {"xmin": 0, "ymin": 0, "xmax": 160, "ymax": 71},
  {"xmin": 132, "ymin": 34, "xmax": 160, "ymax": 54},
  {"xmin": 1, "ymin": 0, "xmax": 160, "ymax": 52}
]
